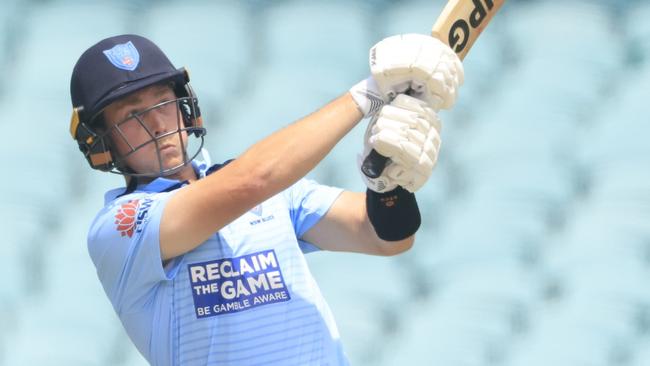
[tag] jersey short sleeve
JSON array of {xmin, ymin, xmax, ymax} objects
[
  {"xmin": 283, "ymin": 178, "xmax": 343, "ymax": 253},
  {"xmin": 87, "ymin": 191, "xmax": 177, "ymax": 314}
]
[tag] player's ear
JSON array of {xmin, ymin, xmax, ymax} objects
[
  {"xmin": 94, "ymin": 113, "xmax": 108, "ymax": 134},
  {"xmin": 94, "ymin": 113, "xmax": 123, "ymax": 164},
  {"xmin": 71, "ymin": 108, "xmax": 116, "ymax": 172}
]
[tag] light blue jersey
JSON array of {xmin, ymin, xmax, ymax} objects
[{"xmin": 87, "ymin": 157, "xmax": 348, "ymax": 366}]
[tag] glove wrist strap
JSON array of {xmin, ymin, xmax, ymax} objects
[{"xmin": 349, "ymin": 77, "xmax": 386, "ymax": 118}]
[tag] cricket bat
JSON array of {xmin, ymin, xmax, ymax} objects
[{"xmin": 361, "ymin": 0, "xmax": 506, "ymax": 179}]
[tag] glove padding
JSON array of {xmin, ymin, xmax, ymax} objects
[
  {"xmin": 370, "ymin": 34, "xmax": 464, "ymax": 110},
  {"xmin": 359, "ymin": 94, "xmax": 442, "ymax": 193}
]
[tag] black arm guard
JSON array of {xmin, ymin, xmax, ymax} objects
[{"xmin": 366, "ymin": 186, "xmax": 421, "ymax": 241}]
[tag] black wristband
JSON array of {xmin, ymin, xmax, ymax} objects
[{"xmin": 366, "ymin": 186, "xmax": 421, "ymax": 241}]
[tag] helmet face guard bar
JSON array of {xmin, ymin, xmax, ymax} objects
[{"xmin": 84, "ymin": 96, "xmax": 206, "ymax": 178}]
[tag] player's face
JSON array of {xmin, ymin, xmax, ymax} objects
[{"xmin": 103, "ymin": 83, "xmax": 190, "ymax": 176}]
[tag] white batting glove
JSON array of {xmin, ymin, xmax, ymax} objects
[
  {"xmin": 371, "ymin": 33, "xmax": 464, "ymax": 110},
  {"xmin": 359, "ymin": 94, "xmax": 442, "ymax": 193}
]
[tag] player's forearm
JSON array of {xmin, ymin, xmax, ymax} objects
[
  {"xmin": 236, "ymin": 93, "xmax": 362, "ymax": 194},
  {"xmin": 161, "ymin": 93, "xmax": 363, "ymax": 260},
  {"xmin": 348, "ymin": 192, "xmax": 415, "ymax": 256},
  {"xmin": 302, "ymin": 191, "xmax": 414, "ymax": 256},
  {"xmin": 361, "ymin": 204, "xmax": 415, "ymax": 256}
]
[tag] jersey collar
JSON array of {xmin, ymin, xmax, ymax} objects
[{"xmin": 104, "ymin": 148, "xmax": 213, "ymax": 204}]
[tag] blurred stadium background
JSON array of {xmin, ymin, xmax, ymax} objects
[{"xmin": 1, "ymin": 0, "xmax": 649, "ymax": 364}]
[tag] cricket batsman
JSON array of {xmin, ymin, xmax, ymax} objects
[{"xmin": 69, "ymin": 33, "xmax": 462, "ymax": 365}]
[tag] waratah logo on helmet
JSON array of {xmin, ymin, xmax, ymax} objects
[
  {"xmin": 114, "ymin": 198, "xmax": 154, "ymax": 238},
  {"xmin": 103, "ymin": 41, "xmax": 140, "ymax": 71}
]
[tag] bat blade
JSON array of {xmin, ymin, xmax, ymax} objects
[{"xmin": 432, "ymin": 0, "xmax": 506, "ymax": 61}]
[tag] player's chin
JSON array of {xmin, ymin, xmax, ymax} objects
[
  {"xmin": 161, "ymin": 154, "xmax": 188, "ymax": 172},
  {"xmin": 125, "ymin": 151, "xmax": 182, "ymax": 176},
  {"xmin": 161, "ymin": 145, "xmax": 186, "ymax": 161}
]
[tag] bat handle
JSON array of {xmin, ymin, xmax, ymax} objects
[{"xmin": 361, "ymin": 149, "xmax": 389, "ymax": 179}]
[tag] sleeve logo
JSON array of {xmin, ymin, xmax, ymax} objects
[
  {"xmin": 188, "ymin": 250, "xmax": 291, "ymax": 318},
  {"xmin": 114, "ymin": 198, "xmax": 153, "ymax": 238}
]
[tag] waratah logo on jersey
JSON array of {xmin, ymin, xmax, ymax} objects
[
  {"xmin": 250, "ymin": 204, "xmax": 262, "ymax": 216},
  {"xmin": 103, "ymin": 41, "xmax": 140, "ymax": 71},
  {"xmin": 114, "ymin": 199, "xmax": 139, "ymax": 237},
  {"xmin": 114, "ymin": 198, "xmax": 154, "ymax": 238},
  {"xmin": 188, "ymin": 250, "xmax": 291, "ymax": 318}
]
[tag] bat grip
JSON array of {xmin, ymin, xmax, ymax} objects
[{"xmin": 361, "ymin": 149, "xmax": 389, "ymax": 179}]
